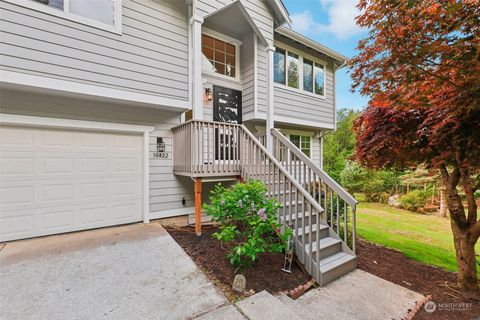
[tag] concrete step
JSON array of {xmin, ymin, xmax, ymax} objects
[
  {"xmin": 308, "ymin": 237, "xmax": 342, "ymax": 260},
  {"xmin": 236, "ymin": 291, "xmax": 303, "ymax": 320},
  {"xmin": 275, "ymin": 294, "xmax": 317, "ymax": 320},
  {"xmin": 318, "ymin": 252, "xmax": 357, "ymax": 286}
]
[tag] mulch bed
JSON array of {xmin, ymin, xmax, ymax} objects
[
  {"xmin": 165, "ymin": 225, "xmax": 311, "ymax": 301},
  {"xmin": 357, "ymin": 239, "xmax": 480, "ymax": 320}
]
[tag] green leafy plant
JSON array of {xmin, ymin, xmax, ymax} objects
[
  {"xmin": 204, "ymin": 180, "xmax": 291, "ymax": 270},
  {"xmin": 400, "ymin": 190, "xmax": 430, "ymax": 211}
]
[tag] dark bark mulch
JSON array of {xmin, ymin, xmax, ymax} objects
[
  {"xmin": 166, "ymin": 225, "xmax": 311, "ymax": 301},
  {"xmin": 357, "ymin": 239, "xmax": 480, "ymax": 320}
]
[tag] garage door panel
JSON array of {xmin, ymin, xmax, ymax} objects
[
  {"xmin": 41, "ymin": 157, "xmax": 75, "ymax": 175},
  {"xmin": 0, "ymin": 125, "xmax": 143, "ymax": 242},
  {"xmin": 0, "ymin": 156, "xmax": 35, "ymax": 176},
  {"xmin": 0, "ymin": 182, "xmax": 35, "ymax": 204},
  {"xmin": 41, "ymin": 184, "xmax": 74, "ymax": 202}
]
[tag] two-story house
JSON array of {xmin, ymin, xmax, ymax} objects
[{"xmin": 0, "ymin": 0, "xmax": 357, "ymax": 285}]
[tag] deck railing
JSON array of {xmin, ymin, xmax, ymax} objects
[
  {"xmin": 172, "ymin": 120, "xmax": 242, "ymax": 177},
  {"xmin": 272, "ymin": 128, "xmax": 359, "ymax": 253}
]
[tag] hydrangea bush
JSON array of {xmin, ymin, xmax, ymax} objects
[{"xmin": 204, "ymin": 180, "xmax": 291, "ymax": 269}]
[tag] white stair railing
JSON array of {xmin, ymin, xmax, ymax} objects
[
  {"xmin": 271, "ymin": 128, "xmax": 359, "ymax": 253},
  {"xmin": 239, "ymin": 124, "xmax": 326, "ymax": 283}
]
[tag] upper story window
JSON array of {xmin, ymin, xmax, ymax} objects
[
  {"xmin": 290, "ymin": 134, "xmax": 311, "ymax": 157},
  {"xmin": 11, "ymin": 0, "xmax": 121, "ymax": 33},
  {"xmin": 202, "ymin": 34, "xmax": 237, "ymax": 78},
  {"xmin": 274, "ymin": 46, "xmax": 326, "ymax": 97}
]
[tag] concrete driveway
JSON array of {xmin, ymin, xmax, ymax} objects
[{"xmin": 0, "ymin": 223, "xmax": 227, "ymax": 320}]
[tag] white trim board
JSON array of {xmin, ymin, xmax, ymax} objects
[
  {"xmin": 0, "ymin": 113, "xmax": 154, "ymax": 224},
  {"xmin": 149, "ymin": 207, "xmax": 195, "ymax": 220},
  {"xmin": 3, "ymin": 0, "xmax": 123, "ymax": 34},
  {"xmin": 1, "ymin": 70, "xmax": 191, "ymax": 112}
]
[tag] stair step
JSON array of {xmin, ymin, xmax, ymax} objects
[
  {"xmin": 276, "ymin": 295, "xmax": 317, "ymax": 320},
  {"xmin": 318, "ymin": 252, "xmax": 357, "ymax": 286},
  {"xmin": 267, "ymin": 189, "xmax": 296, "ymax": 197},
  {"xmin": 282, "ymin": 200, "xmax": 304, "ymax": 207},
  {"xmin": 296, "ymin": 223, "xmax": 329, "ymax": 237},
  {"xmin": 308, "ymin": 237, "xmax": 342, "ymax": 259},
  {"xmin": 281, "ymin": 211, "xmax": 318, "ymax": 224}
]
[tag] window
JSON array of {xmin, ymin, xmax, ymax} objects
[
  {"xmin": 202, "ymin": 34, "xmax": 236, "ymax": 78},
  {"xmin": 22, "ymin": 0, "xmax": 120, "ymax": 32},
  {"xmin": 274, "ymin": 48, "xmax": 286, "ymax": 84},
  {"xmin": 314, "ymin": 63, "xmax": 325, "ymax": 96},
  {"xmin": 303, "ymin": 59, "xmax": 313, "ymax": 92},
  {"xmin": 287, "ymin": 52, "xmax": 299, "ymax": 89},
  {"xmin": 290, "ymin": 135, "xmax": 311, "ymax": 157}
]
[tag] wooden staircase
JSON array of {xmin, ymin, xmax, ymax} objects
[{"xmin": 172, "ymin": 120, "xmax": 358, "ymax": 286}]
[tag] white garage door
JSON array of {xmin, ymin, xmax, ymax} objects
[{"xmin": 0, "ymin": 125, "xmax": 144, "ymax": 242}]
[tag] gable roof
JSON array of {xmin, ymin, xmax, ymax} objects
[
  {"xmin": 266, "ymin": 0, "xmax": 291, "ymax": 27},
  {"xmin": 203, "ymin": 1, "xmax": 269, "ymax": 46}
]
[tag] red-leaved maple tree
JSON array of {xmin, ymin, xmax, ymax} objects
[{"xmin": 350, "ymin": 0, "xmax": 480, "ymax": 289}]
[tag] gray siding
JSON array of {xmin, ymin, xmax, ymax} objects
[
  {"xmin": 241, "ymin": 32, "xmax": 255, "ymax": 119},
  {"xmin": 274, "ymin": 77, "xmax": 335, "ymax": 127},
  {"xmin": 0, "ymin": 88, "xmax": 194, "ymax": 215},
  {"xmin": 256, "ymin": 41, "xmax": 268, "ymax": 116},
  {"xmin": 0, "ymin": 0, "xmax": 189, "ymax": 102}
]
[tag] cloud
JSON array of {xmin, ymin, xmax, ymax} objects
[
  {"xmin": 290, "ymin": 0, "xmax": 362, "ymax": 39},
  {"xmin": 290, "ymin": 10, "xmax": 315, "ymax": 34}
]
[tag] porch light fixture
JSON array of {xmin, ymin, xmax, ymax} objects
[{"xmin": 204, "ymin": 88, "xmax": 213, "ymax": 102}]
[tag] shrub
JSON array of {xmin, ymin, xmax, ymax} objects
[
  {"xmin": 204, "ymin": 180, "xmax": 291, "ymax": 270},
  {"xmin": 400, "ymin": 190, "xmax": 429, "ymax": 211}
]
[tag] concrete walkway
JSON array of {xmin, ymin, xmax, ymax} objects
[
  {"xmin": 0, "ymin": 223, "xmax": 227, "ymax": 320},
  {"xmin": 0, "ymin": 223, "xmax": 424, "ymax": 320}
]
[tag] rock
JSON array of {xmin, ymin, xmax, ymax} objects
[
  {"xmin": 232, "ymin": 274, "xmax": 246, "ymax": 292},
  {"xmin": 388, "ymin": 194, "xmax": 401, "ymax": 208}
]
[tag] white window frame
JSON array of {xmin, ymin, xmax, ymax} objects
[
  {"xmin": 273, "ymin": 41, "xmax": 327, "ymax": 100},
  {"xmin": 201, "ymin": 27, "xmax": 241, "ymax": 82},
  {"xmin": 288, "ymin": 132, "xmax": 313, "ymax": 157},
  {"xmin": 5, "ymin": 0, "xmax": 123, "ymax": 34}
]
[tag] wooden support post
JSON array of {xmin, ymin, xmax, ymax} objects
[{"xmin": 195, "ymin": 178, "xmax": 202, "ymax": 236}]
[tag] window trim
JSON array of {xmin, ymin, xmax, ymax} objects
[
  {"xmin": 201, "ymin": 27, "xmax": 241, "ymax": 82},
  {"xmin": 288, "ymin": 133, "xmax": 312, "ymax": 157},
  {"xmin": 5, "ymin": 0, "xmax": 122, "ymax": 34},
  {"xmin": 273, "ymin": 41, "xmax": 327, "ymax": 99}
]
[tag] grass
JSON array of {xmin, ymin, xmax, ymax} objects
[{"xmin": 356, "ymin": 201, "xmax": 480, "ymax": 275}]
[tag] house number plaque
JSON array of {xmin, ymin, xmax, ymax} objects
[{"xmin": 154, "ymin": 137, "xmax": 169, "ymax": 158}]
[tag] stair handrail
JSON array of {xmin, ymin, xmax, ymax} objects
[
  {"xmin": 271, "ymin": 128, "xmax": 358, "ymax": 208},
  {"xmin": 240, "ymin": 125, "xmax": 325, "ymax": 216}
]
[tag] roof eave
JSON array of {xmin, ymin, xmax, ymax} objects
[
  {"xmin": 267, "ymin": 0, "xmax": 292, "ymax": 27},
  {"xmin": 276, "ymin": 27, "xmax": 350, "ymax": 66}
]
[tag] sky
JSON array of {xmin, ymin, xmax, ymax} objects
[{"xmin": 282, "ymin": 0, "xmax": 369, "ymax": 111}]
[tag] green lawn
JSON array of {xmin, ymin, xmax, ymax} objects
[{"xmin": 356, "ymin": 202, "xmax": 480, "ymax": 275}]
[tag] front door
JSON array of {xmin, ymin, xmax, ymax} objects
[
  {"xmin": 213, "ymin": 86, "xmax": 242, "ymax": 124},
  {"xmin": 213, "ymin": 86, "xmax": 242, "ymax": 160}
]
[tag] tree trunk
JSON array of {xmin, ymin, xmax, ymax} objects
[
  {"xmin": 451, "ymin": 222, "xmax": 479, "ymax": 290},
  {"xmin": 438, "ymin": 185, "xmax": 447, "ymax": 218},
  {"xmin": 441, "ymin": 167, "xmax": 479, "ymax": 290}
]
